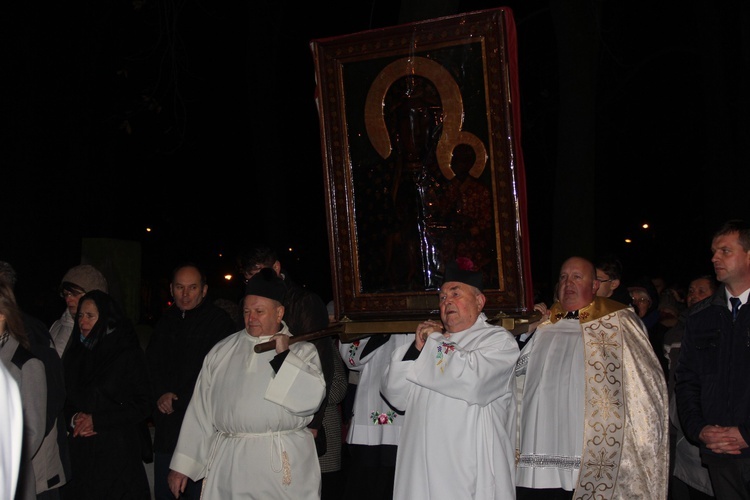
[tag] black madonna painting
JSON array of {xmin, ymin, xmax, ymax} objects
[{"xmin": 311, "ymin": 7, "xmax": 533, "ymax": 321}]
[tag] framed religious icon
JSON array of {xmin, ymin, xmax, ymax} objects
[{"xmin": 311, "ymin": 7, "xmax": 534, "ymax": 322}]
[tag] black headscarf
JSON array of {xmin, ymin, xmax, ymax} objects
[{"xmin": 65, "ymin": 290, "xmax": 137, "ymax": 382}]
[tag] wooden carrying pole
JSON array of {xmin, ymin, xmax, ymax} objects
[
  {"xmin": 253, "ymin": 320, "xmax": 423, "ymax": 353},
  {"xmin": 253, "ymin": 311, "xmax": 541, "ymax": 353}
]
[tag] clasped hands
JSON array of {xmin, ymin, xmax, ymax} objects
[
  {"xmin": 415, "ymin": 319, "xmax": 446, "ymax": 351},
  {"xmin": 72, "ymin": 412, "xmax": 97, "ymax": 437},
  {"xmin": 700, "ymin": 425, "xmax": 749, "ymax": 455}
]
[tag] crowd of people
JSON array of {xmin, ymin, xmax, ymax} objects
[{"xmin": 1, "ymin": 218, "xmax": 748, "ymax": 499}]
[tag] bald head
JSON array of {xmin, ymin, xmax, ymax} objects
[{"xmin": 557, "ymin": 257, "xmax": 599, "ymax": 312}]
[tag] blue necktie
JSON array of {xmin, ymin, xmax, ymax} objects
[{"xmin": 730, "ymin": 297, "xmax": 742, "ymax": 321}]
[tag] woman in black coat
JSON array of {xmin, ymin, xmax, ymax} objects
[{"xmin": 63, "ymin": 290, "xmax": 152, "ymax": 499}]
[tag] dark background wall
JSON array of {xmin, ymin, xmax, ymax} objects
[{"xmin": 2, "ymin": 0, "xmax": 746, "ymax": 324}]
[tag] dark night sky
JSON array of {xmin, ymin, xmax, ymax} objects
[{"xmin": 2, "ymin": 1, "xmax": 746, "ymax": 324}]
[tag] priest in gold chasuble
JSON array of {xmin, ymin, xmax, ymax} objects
[{"xmin": 515, "ymin": 257, "xmax": 668, "ymax": 500}]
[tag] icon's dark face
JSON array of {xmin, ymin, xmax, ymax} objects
[
  {"xmin": 397, "ymin": 106, "xmax": 436, "ymax": 162},
  {"xmin": 387, "ymin": 76, "xmax": 442, "ymax": 164}
]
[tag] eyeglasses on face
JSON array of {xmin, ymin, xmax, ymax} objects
[
  {"xmin": 597, "ymin": 278, "xmax": 613, "ymax": 283},
  {"xmin": 631, "ymin": 297, "xmax": 650, "ymax": 304},
  {"xmin": 60, "ymin": 289, "xmax": 85, "ymax": 299}
]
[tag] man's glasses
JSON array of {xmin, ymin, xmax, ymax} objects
[
  {"xmin": 60, "ymin": 289, "xmax": 84, "ymax": 299},
  {"xmin": 597, "ymin": 278, "xmax": 613, "ymax": 283}
]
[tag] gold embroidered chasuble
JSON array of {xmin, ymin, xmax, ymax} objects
[{"xmin": 516, "ymin": 297, "xmax": 669, "ymax": 499}]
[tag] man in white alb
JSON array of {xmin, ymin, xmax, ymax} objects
[
  {"xmin": 167, "ymin": 268, "xmax": 326, "ymax": 499},
  {"xmin": 381, "ymin": 260, "xmax": 520, "ymax": 499}
]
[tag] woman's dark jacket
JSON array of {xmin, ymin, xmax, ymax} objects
[{"xmin": 63, "ymin": 290, "xmax": 152, "ymax": 499}]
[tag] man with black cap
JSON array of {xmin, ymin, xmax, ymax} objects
[
  {"xmin": 515, "ymin": 256, "xmax": 668, "ymax": 500},
  {"xmin": 380, "ymin": 259, "xmax": 520, "ymax": 499},
  {"xmin": 167, "ymin": 268, "xmax": 327, "ymax": 500},
  {"xmin": 236, "ymin": 244, "xmax": 338, "ymax": 488}
]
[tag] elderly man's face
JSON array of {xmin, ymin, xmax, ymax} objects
[
  {"xmin": 438, "ymin": 282, "xmax": 485, "ymax": 333},
  {"xmin": 557, "ymin": 257, "xmax": 599, "ymax": 312},
  {"xmin": 243, "ymin": 295, "xmax": 284, "ymax": 338}
]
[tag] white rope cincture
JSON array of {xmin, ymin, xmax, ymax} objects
[{"xmin": 270, "ymin": 430, "xmax": 292, "ymax": 486}]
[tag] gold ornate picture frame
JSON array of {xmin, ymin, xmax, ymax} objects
[{"xmin": 311, "ymin": 7, "xmax": 533, "ymax": 321}]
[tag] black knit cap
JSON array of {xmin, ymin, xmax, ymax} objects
[
  {"xmin": 244, "ymin": 267, "xmax": 286, "ymax": 303},
  {"xmin": 442, "ymin": 259, "xmax": 483, "ymax": 291}
]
